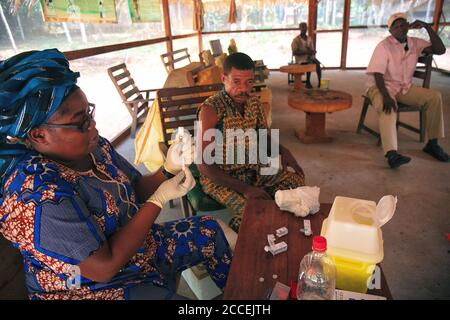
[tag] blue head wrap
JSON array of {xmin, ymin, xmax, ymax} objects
[{"xmin": 0, "ymin": 48, "xmax": 80, "ymax": 189}]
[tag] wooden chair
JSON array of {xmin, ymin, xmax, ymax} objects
[
  {"xmin": 160, "ymin": 48, "xmax": 192, "ymax": 74},
  {"xmin": 157, "ymin": 83, "xmax": 226, "ymax": 218},
  {"xmin": 357, "ymin": 55, "xmax": 432, "ymax": 143},
  {"xmin": 107, "ymin": 63, "xmax": 158, "ymax": 138},
  {"xmin": 288, "ymin": 54, "xmax": 295, "ymax": 84}
]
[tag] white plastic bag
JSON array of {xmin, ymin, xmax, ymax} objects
[{"xmin": 275, "ymin": 186, "xmax": 320, "ymax": 217}]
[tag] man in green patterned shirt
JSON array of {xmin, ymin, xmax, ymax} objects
[{"xmin": 197, "ymin": 52, "xmax": 306, "ymax": 232}]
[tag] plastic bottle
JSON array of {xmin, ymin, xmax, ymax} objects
[{"xmin": 297, "ymin": 236, "xmax": 336, "ymax": 300}]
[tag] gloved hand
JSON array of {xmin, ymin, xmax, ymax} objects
[
  {"xmin": 163, "ymin": 129, "xmax": 194, "ymax": 175},
  {"xmin": 147, "ymin": 168, "xmax": 196, "ymax": 208}
]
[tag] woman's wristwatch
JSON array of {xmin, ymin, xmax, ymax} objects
[{"xmin": 161, "ymin": 167, "xmax": 175, "ymax": 179}]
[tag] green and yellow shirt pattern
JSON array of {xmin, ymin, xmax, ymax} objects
[{"xmin": 199, "ymin": 89, "xmax": 268, "ymax": 176}]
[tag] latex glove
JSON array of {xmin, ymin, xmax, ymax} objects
[
  {"xmin": 147, "ymin": 168, "xmax": 196, "ymax": 208},
  {"xmin": 164, "ymin": 130, "xmax": 194, "ymax": 175}
]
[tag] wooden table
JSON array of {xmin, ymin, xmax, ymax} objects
[
  {"xmin": 280, "ymin": 64, "xmax": 316, "ymax": 90},
  {"xmin": 288, "ymin": 89, "xmax": 352, "ymax": 143},
  {"xmin": 224, "ymin": 200, "xmax": 392, "ymax": 300}
]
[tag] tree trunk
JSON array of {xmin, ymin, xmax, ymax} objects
[
  {"xmin": 16, "ymin": 14, "xmax": 25, "ymax": 41},
  {"xmin": 62, "ymin": 22, "xmax": 73, "ymax": 43},
  {"xmin": 426, "ymin": 0, "xmax": 433, "ymax": 22},
  {"xmin": 359, "ymin": 0, "xmax": 364, "ymax": 25},
  {"xmin": 177, "ymin": 1, "xmax": 182, "ymax": 31},
  {"xmin": 80, "ymin": 23, "xmax": 88, "ymax": 43},
  {"xmin": 0, "ymin": 5, "xmax": 18, "ymax": 53},
  {"xmin": 331, "ymin": 0, "xmax": 336, "ymax": 29},
  {"xmin": 378, "ymin": 1, "xmax": 386, "ymax": 26}
]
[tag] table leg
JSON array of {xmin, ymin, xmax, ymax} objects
[
  {"xmin": 293, "ymin": 73, "xmax": 304, "ymax": 90},
  {"xmin": 295, "ymin": 112, "xmax": 332, "ymax": 143}
]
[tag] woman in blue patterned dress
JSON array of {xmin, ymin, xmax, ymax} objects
[{"xmin": 0, "ymin": 49, "xmax": 232, "ymax": 300}]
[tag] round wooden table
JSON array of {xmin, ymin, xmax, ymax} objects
[
  {"xmin": 280, "ymin": 64, "xmax": 316, "ymax": 90},
  {"xmin": 288, "ymin": 89, "xmax": 352, "ymax": 143}
]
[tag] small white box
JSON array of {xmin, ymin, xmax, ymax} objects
[
  {"xmin": 275, "ymin": 227, "xmax": 288, "ymax": 238},
  {"xmin": 269, "ymin": 241, "xmax": 287, "ymax": 256},
  {"xmin": 267, "ymin": 234, "xmax": 276, "ymax": 246},
  {"xmin": 303, "ymin": 219, "xmax": 312, "ymax": 236}
]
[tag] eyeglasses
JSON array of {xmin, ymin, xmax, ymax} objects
[{"xmin": 42, "ymin": 103, "xmax": 95, "ymax": 133}]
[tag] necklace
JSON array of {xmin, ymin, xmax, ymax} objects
[{"xmin": 81, "ymin": 154, "xmax": 139, "ymax": 219}]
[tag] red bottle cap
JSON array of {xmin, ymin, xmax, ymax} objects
[
  {"xmin": 312, "ymin": 236, "xmax": 327, "ymax": 252},
  {"xmin": 290, "ymin": 280, "xmax": 297, "ymax": 299}
]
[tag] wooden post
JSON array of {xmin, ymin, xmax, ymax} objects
[
  {"xmin": 198, "ymin": 30, "xmax": 203, "ymax": 53},
  {"xmin": 194, "ymin": 0, "xmax": 203, "ymax": 54},
  {"xmin": 432, "ymin": 0, "xmax": 443, "ymax": 32},
  {"xmin": 308, "ymin": 0, "xmax": 318, "ymax": 46},
  {"xmin": 162, "ymin": 0, "xmax": 173, "ymax": 55},
  {"xmin": 341, "ymin": 0, "xmax": 351, "ymax": 69}
]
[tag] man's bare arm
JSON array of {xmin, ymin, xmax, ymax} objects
[
  {"xmin": 374, "ymin": 73, "xmax": 397, "ymax": 114},
  {"xmin": 410, "ymin": 20, "xmax": 446, "ymax": 55}
]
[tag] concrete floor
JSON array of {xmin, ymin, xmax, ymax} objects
[
  {"xmin": 1, "ymin": 70, "xmax": 449, "ymax": 300},
  {"xmin": 266, "ymin": 70, "xmax": 450, "ymax": 300}
]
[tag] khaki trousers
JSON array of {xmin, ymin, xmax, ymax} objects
[{"xmin": 367, "ymin": 85, "xmax": 445, "ymax": 154}]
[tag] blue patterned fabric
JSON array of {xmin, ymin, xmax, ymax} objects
[
  {"xmin": 0, "ymin": 49, "xmax": 79, "ymax": 192},
  {"xmin": 0, "ymin": 137, "xmax": 231, "ymax": 299}
]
